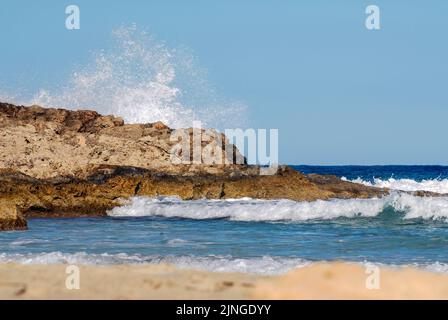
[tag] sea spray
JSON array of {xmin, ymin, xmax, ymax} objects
[{"xmin": 5, "ymin": 25, "xmax": 247, "ymax": 130}]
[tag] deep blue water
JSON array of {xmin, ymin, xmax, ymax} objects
[
  {"xmin": 1, "ymin": 165, "xmax": 447, "ymax": 274},
  {"xmin": 294, "ymin": 165, "xmax": 448, "ymax": 182}
]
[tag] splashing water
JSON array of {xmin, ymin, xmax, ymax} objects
[
  {"xmin": 107, "ymin": 193, "xmax": 448, "ymax": 222},
  {"xmin": 9, "ymin": 25, "xmax": 247, "ymax": 129},
  {"xmin": 342, "ymin": 177, "xmax": 448, "ymax": 194}
]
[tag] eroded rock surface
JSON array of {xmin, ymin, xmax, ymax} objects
[{"xmin": 0, "ymin": 102, "xmax": 244, "ymax": 179}]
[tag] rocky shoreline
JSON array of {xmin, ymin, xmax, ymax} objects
[{"xmin": 0, "ymin": 102, "xmax": 388, "ymax": 230}]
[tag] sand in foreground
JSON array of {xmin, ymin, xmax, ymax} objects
[{"xmin": 1, "ymin": 263, "xmax": 448, "ymax": 299}]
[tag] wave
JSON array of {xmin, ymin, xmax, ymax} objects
[
  {"xmin": 423, "ymin": 262, "xmax": 448, "ymax": 273},
  {"xmin": 0, "ymin": 252, "xmax": 309, "ymax": 274},
  {"xmin": 3, "ymin": 25, "xmax": 247, "ymax": 130},
  {"xmin": 10, "ymin": 239, "xmax": 47, "ymax": 246},
  {"xmin": 342, "ymin": 177, "xmax": 448, "ymax": 193},
  {"xmin": 1, "ymin": 252, "xmax": 447, "ymax": 275},
  {"xmin": 107, "ymin": 193, "xmax": 448, "ymax": 222}
]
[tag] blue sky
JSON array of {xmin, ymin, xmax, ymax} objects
[{"xmin": 1, "ymin": 0, "xmax": 447, "ymax": 165}]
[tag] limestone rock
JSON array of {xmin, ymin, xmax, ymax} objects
[
  {"xmin": 0, "ymin": 102, "xmax": 245, "ymax": 179},
  {"xmin": 0, "ymin": 199, "xmax": 27, "ymax": 231}
]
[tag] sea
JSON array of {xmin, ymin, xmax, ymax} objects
[{"xmin": 1, "ymin": 165, "xmax": 448, "ymax": 275}]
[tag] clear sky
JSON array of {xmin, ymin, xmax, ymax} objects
[{"xmin": 1, "ymin": 0, "xmax": 447, "ymax": 165}]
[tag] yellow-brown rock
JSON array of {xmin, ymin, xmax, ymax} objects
[{"xmin": 0, "ymin": 199, "xmax": 27, "ymax": 231}]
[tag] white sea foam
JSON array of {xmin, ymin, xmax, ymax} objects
[
  {"xmin": 166, "ymin": 238, "xmax": 189, "ymax": 246},
  {"xmin": 0, "ymin": 252, "xmax": 142, "ymax": 265},
  {"xmin": 1, "ymin": 252, "xmax": 446, "ymax": 274},
  {"xmin": 342, "ymin": 177, "xmax": 448, "ymax": 194},
  {"xmin": 107, "ymin": 193, "xmax": 448, "ymax": 222},
  {"xmin": 3, "ymin": 25, "xmax": 246, "ymax": 130},
  {"xmin": 0, "ymin": 252, "xmax": 309, "ymax": 275},
  {"xmin": 9, "ymin": 239, "xmax": 45, "ymax": 246},
  {"xmin": 423, "ymin": 262, "xmax": 448, "ymax": 274}
]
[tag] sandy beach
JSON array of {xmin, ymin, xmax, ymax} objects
[{"xmin": 1, "ymin": 262, "xmax": 447, "ymax": 300}]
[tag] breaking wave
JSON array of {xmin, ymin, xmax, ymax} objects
[
  {"xmin": 1, "ymin": 252, "xmax": 447, "ymax": 274},
  {"xmin": 0, "ymin": 252, "xmax": 309, "ymax": 274},
  {"xmin": 5, "ymin": 24, "xmax": 247, "ymax": 129},
  {"xmin": 343, "ymin": 177, "xmax": 448, "ymax": 194},
  {"xmin": 107, "ymin": 193, "xmax": 448, "ymax": 222}
]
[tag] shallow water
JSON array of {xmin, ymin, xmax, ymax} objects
[
  {"xmin": 0, "ymin": 209, "xmax": 447, "ymax": 274},
  {"xmin": 1, "ymin": 165, "xmax": 447, "ymax": 274}
]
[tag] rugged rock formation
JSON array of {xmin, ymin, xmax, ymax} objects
[
  {"xmin": 0, "ymin": 102, "xmax": 244, "ymax": 179},
  {"xmin": 0, "ymin": 102, "xmax": 388, "ymax": 230}
]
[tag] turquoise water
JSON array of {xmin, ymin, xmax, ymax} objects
[{"xmin": 1, "ymin": 166, "xmax": 448, "ymax": 274}]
